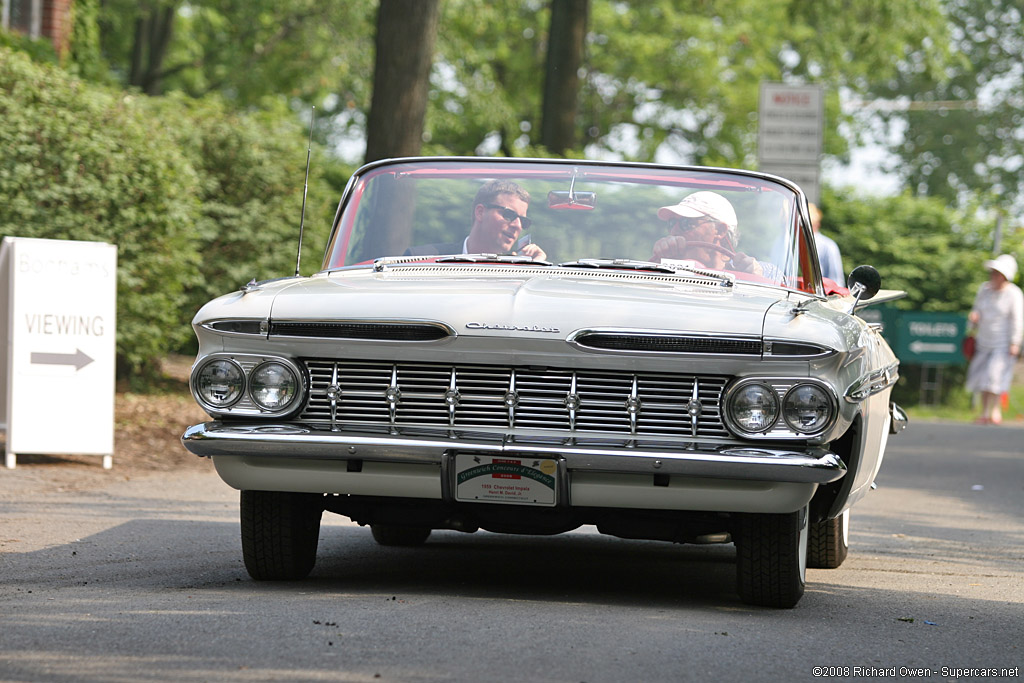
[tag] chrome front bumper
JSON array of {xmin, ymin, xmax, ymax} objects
[{"xmin": 181, "ymin": 422, "xmax": 846, "ymax": 485}]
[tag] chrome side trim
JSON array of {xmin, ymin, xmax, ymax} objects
[
  {"xmin": 182, "ymin": 422, "xmax": 846, "ymax": 485},
  {"xmin": 845, "ymin": 362, "xmax": 900, "ymax": 402}
]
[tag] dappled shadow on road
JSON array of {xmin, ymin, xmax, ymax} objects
[
  {"xmin": 311, "ymin": 525, "xmax": 740, "ymax": 609},
  {"xmin": 3, "ymin": 517, "xmax": 1021, "ymax": 682}
]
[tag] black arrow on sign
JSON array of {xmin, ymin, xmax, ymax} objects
[{"xmin": 30, "ymin": 349, "xmax": 95, "ymax": 371}]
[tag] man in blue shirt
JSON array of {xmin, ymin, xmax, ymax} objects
[{"xmin": 810, "ymin": 203, "xmax": 844, "ymax": 285}]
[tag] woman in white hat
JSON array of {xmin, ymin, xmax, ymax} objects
[{"xmin": 966, "ymin": 254, "xmax": 1023, "ymax": 424}]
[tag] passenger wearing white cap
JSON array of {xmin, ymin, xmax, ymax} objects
[
  {"xmin": 651, "ymin": 191, "xmax": 777, "ymax": 279},
  {"xmin": 966, "ymin": 254, "xmax": 1023, "ymax": 425}
]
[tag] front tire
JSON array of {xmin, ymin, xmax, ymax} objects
[
  {"xmin": 808, "ymin": 509, "xmax": 850, "ymax": 569},
  {"xmin": 735, "ymin": 505, "xmax": 808, "ymax": 608},
  {"xmin": 240, "ymin": 490, "xmax": 323, "ymax": 580}
]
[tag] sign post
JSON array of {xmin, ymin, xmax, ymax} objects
[
  {"xmin": 757, "ymin": 82, "xmax": 825, "ymax": 204},
  {"xmin": 1, "ymin": 237, "xmax": 117, "ymax": 469}
]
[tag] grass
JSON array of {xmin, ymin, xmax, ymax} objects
[{"xmin": 906, "ymin": 381, "xmax": 1024, "ymax": 424}]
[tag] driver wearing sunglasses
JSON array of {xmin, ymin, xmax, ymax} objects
[
  {"xmin": 651, "ymin": 191, "xmax": 774, "ymax": 278},
  {"xmin": 405, "ymin": 180, "xmax": 547, "ymax": 260}
]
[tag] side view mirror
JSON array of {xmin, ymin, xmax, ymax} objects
[{"xmin": 847, "ymin": 265, "xmax": 882, "ymax": 312}]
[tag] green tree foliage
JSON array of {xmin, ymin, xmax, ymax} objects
[
  {"xmin": 821, "ymin": 188, "xmax": 1015, "ymax": 313},
  {"xmin": 0, "ymin": 47, "xmax": 200, "ymax": 381},
  {"xmin": 0, "ymin": 47, "xmax": 341, "ymax": 383},
  {"xmin": 872, "ymin": 0, "xmax": 1024, "ymax": 215},
  {"xmin": 93, "ymin": 0, "xmax": 375, "ymax": 106},
  {"xmin": 140, "ymin": 95, "xmax": 338, "ymax": 316},
  {"xmin": 72, "ymin": 1, "xmax": 951, "ymax": 168}
]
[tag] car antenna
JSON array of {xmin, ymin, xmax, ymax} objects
[{"xmin": 294, "ymin": 106, "xmax": 315, "ymax": 277}]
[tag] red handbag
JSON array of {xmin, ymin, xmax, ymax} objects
[{"xmin": 962, "ymin": 335, "xmax": 976, "ymax": 360}]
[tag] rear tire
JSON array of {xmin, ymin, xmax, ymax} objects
[
  {"xmin": 808, "ymin": 509, "xmax": 849, "ymax": 569},
  {"xmin": 240, "ymin": 490, "xmax": 323, "ymax": 580},
  {"xmin": 735, "ymin": 505, "xmax": 808, "ymax": 608},
  {"xmin": 370, "ymin": 524, "xmax": 431, "ymax": 546}
]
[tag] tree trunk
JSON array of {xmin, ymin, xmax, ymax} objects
[
  {"xmin": 540, "ymin": 0, "xmax": 588, "ymax": 155},
  {"xmin": 126, "ymin": 2, "xmax": 178, "ymax": 96},
  {"xmin": 364, "ymin": 0, "xmax": 442, "ymax": 163}
]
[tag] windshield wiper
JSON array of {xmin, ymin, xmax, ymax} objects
[
  {"xmin": 557, "ymin": 258, "xmax": 735, "ymax": 285},
  {"xmin": 557, "ymin": 258, "xmax": 678, "ymax": 274},
  {"xmin": 436, "ymin": 253, "xmax": 552, "ymax": 266}
]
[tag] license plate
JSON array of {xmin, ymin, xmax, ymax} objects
[{"xmin": 453, "ymin": 454, "xmax": 559, "ymax": 506}]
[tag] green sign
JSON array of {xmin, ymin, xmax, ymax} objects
[
  {"xmin": 858, "ymin": 308, "xmax": 968, "ymax": 366},
  {"xmin": 860, "ymin": 307, "xmax": 970, "ymax": 366}
]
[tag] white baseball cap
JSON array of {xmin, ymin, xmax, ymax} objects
[
  {"xmin": 658, "ymin": 191, "xmax": 739, "ymax": 248},
  {"xmin": 984, "ymin": 254, "xmax": 1018, "ymax": 281}
]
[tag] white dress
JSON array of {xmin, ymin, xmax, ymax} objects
[{"xmin": 965, "ymin": 281, "xmax": 1024, "ymax": 394}]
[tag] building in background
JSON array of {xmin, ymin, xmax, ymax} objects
[{"xmin": 2, "ymin": 0, "xmax": 73, "ymax": 57}]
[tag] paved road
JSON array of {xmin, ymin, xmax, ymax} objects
[{"xmin": 1, "ymin": 422, "xmax": 1021, "ymax": 682}]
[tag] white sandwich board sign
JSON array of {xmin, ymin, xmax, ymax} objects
[{"xmin": 1, "ymin": 237, "xmax": 117, "ymax": 469}]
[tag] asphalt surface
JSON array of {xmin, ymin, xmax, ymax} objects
[{"xmin": 0, "ymin": 421, "xmax": 1021, "ymax": 682}]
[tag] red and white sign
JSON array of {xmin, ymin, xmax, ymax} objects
[{"xmin": 758, "ymin": 82, "xmax": 824, "ymax": 203}]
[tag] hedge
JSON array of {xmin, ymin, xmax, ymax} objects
[{"xmin": 0, "ymin": 47, "xmax": 341, "ymax": 386}]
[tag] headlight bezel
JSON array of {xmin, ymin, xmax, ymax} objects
[
  {"xmin": 723, "ymin": 380, "xmax": 781, "ymax": 435},
  {"xmin": 193, "ymin": 358, "xmax": 245, "ymax": 409},
  {"xmin": 191, "ymin": 353, "xmax": 305, "ymax": 418},
  {"xmin": 723, "ymin": 377, "xmax": 838, "ymax": 439},
  {"xmin": 781, "ymin": 382, "xmax": 835, "ymax": 434},
  {"xmin": 248, "ymin": 360, "xmax": 300, "ymax": 411}
]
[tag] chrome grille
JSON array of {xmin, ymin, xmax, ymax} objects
[{"xmin": 301, "ymin": 360, "xmax": 729, "ymax": 439}]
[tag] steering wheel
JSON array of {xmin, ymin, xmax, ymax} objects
[{"xmin": 680, "ymin": 240, "xmax": 737, "ymax": 261}]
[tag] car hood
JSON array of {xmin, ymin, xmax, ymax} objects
[{"xmin": 261, "ymin": 267, "xmax": 794, "ymax": 339}]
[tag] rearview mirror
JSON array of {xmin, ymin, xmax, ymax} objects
[{"xmin": 548, "ymin": 191, "xmax": 596, "ymax": 210}]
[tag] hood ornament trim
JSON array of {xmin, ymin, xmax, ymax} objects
[{"xmin": 466, "ymin": 322, "xmax": 560, "ymax": 333}]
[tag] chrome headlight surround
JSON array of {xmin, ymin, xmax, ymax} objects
[
  {"xmin": 193, "ymin": 358, "xmax": 245, "ymax": 409},
  {"xmin": 723, "ymin": 377, "xmax": 838, "ymax": 439},
  {"xmin": 723, "ymin": 380, "xmax": 781, "ymax": 435},
  {"xmin": 248, "ymin": 361, "xmax": 300, "ymax": 411},
  {"xmin": 782, "ymin": 382, "xmax": 837, "ymax": 434},
  {"xmin": 191, "ymin": 353, "xmax": 305, "ymax": 417}
]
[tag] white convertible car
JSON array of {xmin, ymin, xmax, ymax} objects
[{"xmin": 182, "ymin": 157, "xmax": 906, "ymax": 607}]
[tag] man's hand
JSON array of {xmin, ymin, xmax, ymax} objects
[
  {"xmin": 651, "ymin": 235, "xmax": 687, "ymax": 262},
  {"xmin": 519, "ymin": 243, "xmax": 547, "ymax": 261},
  {"xmin": 731, "ymin": 252, "xmax": 763, "ymax": 276}
]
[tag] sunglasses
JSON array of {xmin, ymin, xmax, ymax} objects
[
  {"xmin": 485, "ymin": 203, "xmax": 533, "ymax": 230},
  {"xmin": 673, "ymin": 217, "xmax": 718, "ymax": 232},
  {"xmin": 673, "ymin": 217, "xmax": 735, "ymax": 250}
]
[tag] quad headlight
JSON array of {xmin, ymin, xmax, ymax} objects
[
  {"xmin": 195, "ymin": 359, "xmax": 244, "ymax": 408},
  {"xmin": 725, "ymin": 379, "xmax": 836, "ymax": 437},
  {"xmin": 249, "ymin": 361, "xmax": 299, "ymax": 411},
  {"xmin": 782, "ymin": 383, "xmax": 833, "ymax": 433},
  {"xmin": 728, "ymin": 382, "xmax": 780, "ymax": 434},
  {"xmin": 192, "ymin": 355, "xmax": 303, "ymax": 415}
]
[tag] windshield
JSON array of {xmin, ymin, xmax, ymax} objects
[{"xmin": 323, "ymin": 159, "xmax": 818, "ymax": 292}]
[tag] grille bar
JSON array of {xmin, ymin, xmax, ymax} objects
[{"xmin": 301, "ymin": 360, "xmax": 729, "ymax": 439}]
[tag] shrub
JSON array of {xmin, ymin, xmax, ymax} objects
[
  {"xmin": 1, "ymin": 48, "xmax": 346, "ymax": 384},
  {"xmin": 0, "ymin": 47, "xmax": 201, "ymax": 383}
]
